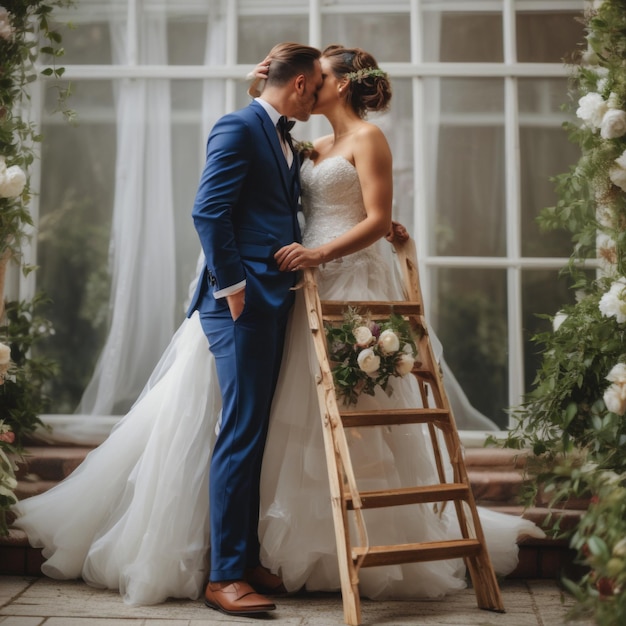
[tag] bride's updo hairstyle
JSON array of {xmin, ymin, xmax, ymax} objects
[{"xmin": 322, "ymin": 45, "xmax": 392, "ymax": 118}]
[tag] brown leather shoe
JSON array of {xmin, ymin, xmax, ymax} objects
[
  {"xmin": 204, "ymin": 580, "xmax": 276, "ymax": 615},
  {"xmin": 245, "ymin": 564, "xmax": 288, "ymax": 595}
]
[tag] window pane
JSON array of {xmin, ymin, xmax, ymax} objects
[
  {"xmin": 168, "ymin": 17, "xmax": 209, "ymax": 65},
  {"xmin": 51, "ymin": 20, "xmax": 112, "ymax": 65},
  {"xmin": 238, "ymin": 17, "xmax": 308, "ymax": 63},
  {"xmin": 516, "ymin": 11, "xmax": 585, "ymax": 63},
  {"xmin": 519, "ymin": 77, "xmax": 578, "ymax": 258},
  {"xmin": 522, "ymin": 270, "xmax": 592, "ymax": 394},
  {"xmin": 520, "ymin": 127, "xmax": 580, "ymax": 258},
  {"xmin": 322, "ymin": 14, "xmax": 411, "ymax": 62},
  {"xmin": 431, "ymin": 79, "xmax": 505, "ymax": 257},
  {"xmin": 36, "ymin": 82, "xmax": 116, "ymax": 413},
  {"xmin": 433, "ymin": 268, "xmax": 509, "ymax": 428},
  {"xmin": 433, "ymin": 13, "xmax": 503, "ymax": 63}
]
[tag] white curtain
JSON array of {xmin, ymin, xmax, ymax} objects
[{"xmin": 77, "ymin": 6, "xmax": 176, "ymax": 417}]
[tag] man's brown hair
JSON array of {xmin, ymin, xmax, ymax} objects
[{"xmin": 265, "ymin": 42, "xmax": 321, "ymax": 86}]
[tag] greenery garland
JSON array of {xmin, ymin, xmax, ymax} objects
[
  {"xmin": 0, "ymin": 0, "xmax": 72, "ymax": 536},
  {"xmin": 495, "ymin": 1, "xmax": 626, "ymax": 622}
]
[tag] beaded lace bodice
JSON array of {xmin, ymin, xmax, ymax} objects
[{"xmin": 301, "ymin": 156, "xmax": 375, "ymax": 265}]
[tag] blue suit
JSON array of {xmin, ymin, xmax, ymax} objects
[{"xmin": 188, "ymin": 100, "xmax": 301, "ymax": 582}]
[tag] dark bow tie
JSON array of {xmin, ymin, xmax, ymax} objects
[{"xmin": 277, "ymin": 116, "xmax": 296, "ymax": 144}]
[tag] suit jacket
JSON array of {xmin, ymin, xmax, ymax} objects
[{"xmin": 188, "ymin": 100, "xmax": 302, "ymax": 318}]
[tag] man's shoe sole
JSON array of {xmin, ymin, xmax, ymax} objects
[{"xmin": 204, "ymin": 598, "xmax": 276, "ymax": 615}]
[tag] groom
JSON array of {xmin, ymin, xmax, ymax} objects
[{"xmin": 188, "ymin": 42, "xmax": 323, "ymax": 616}]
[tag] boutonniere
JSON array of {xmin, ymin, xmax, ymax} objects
[{"xmin": 294, "ymin": 140, "xmax": 317, "ymax": 163}]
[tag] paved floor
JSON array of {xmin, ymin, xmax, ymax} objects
[{"xmin": 0, "ymin": 576, "xmax": 594, "ymax": 626}]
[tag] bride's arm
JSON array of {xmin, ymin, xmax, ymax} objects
[{"xmin": 275, "ymin": 125, "xmax": 393, "ymax": 271}]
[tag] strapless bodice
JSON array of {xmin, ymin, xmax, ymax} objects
[
  {"xmin": 300, "ymin": 155, "xmax": 384, "ymax": 280},
  {"xmin": 300, "ymin": 155, "xmax": 366, "ymax": 249}
]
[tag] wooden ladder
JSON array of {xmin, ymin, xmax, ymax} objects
[{"xmin": 301, "ymin": 237, "xmax": 505, "ymax": 626}]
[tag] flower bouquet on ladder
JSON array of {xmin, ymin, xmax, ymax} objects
[{"xmin": 325, "ymin": 307, "xmax": 420, "ymax": 406}]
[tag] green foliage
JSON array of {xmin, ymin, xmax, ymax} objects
[
  {"xmin": 36, "ymin": 193, "xmax": 111, "ymax": 412},
  {"xmin": 0, "ymin": 0, "xmax": 74, "ymax": 535},
  {"xmin": 0, "ymin": 0, "xmax": 74, "ymax": 260},
  {"xmin": 492, "ymin": 2, "xmax": 626, "ymax": 622},
  {"xmin": 564, "ymin": 467, "xmax": 626, "ymax": 625},
  {"xmin": 0, "ymin": 296, "xmax": 57, "ymax": 445},
  {"xmin": 326, "ymin": 307, "xmax": 419, "ymax": 406},
  {"xmin": 0, "ymin": 420, "xmax": 18, "ymax": 536}
]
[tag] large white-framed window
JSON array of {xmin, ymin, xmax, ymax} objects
[{"xmin": 23, "ymin": 0, "xmax": 584, "ymax": 438}]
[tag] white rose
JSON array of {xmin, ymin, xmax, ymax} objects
[
  {"xmin": 0, "ymin": 165, "xmax": 26, "ymax": 198},
  {"xmin": 552, "ymin": 311, "xmax": 568, "ymax": 332},
  {"xmin": 378, "ymin": 329, "xmax": 400, "ymax": 354},
  {"xmin": 597, "ymin": 205, "xmax": 613, "ymax": 228},
  {"xmin": 0, "ymin": 8, "xmax": 14, "ymax": 41},
  {"xmin": 615, "ymin": 149, "xmax": 626, "ymax": 170},
  {"xmin": 0, "ymin": 343, "xmax": 10, "ymax": 365},
  {"xmin": 606, "ymin": 363, "xmax": 626, "ymax": 385},
  {"xmin": 357, "ymin": 348, "xmax": 380, "ymax": 374},
  {"xmin": 601, "ymin": 109, "xmax": 626, "ymax": 139},
  {"xmin": 607, "ymin": 92, "xmax": 621, "ymax": 109},
  {"xmin": 352, "ymin": 325, "xmax": 373, "ymax": 347},
  {"xmin": 599, "ymin": 280, "xmax": 626, "ymax": 323},
  {"xmin": 604, "ymin": 383, "xmax": 626, "ymax": 415},
  {"xmin": 576, "ymin": 92, "xmax": 608, "ymax": 129},
  {"xmin": 609, "ymin": 165, "xmax": 626, "ymax": 192},
  {"xmin": 395, "ymin": 353, "xmax": 415, "ymax": 376}
]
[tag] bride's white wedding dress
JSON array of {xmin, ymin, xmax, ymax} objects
[{"xmin": 13, "ymin": 155, "xmax": 543, "ymax": 605}]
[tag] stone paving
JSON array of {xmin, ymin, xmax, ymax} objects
[{"xmin": 0, "ymin": 576, "xmax": 594, "ymax": 626}]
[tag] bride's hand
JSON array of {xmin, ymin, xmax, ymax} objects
[
  {"xmin": 385, "ymin": 220, "xmax": 409, "ymax": 243},
  {"xmin": 275, "ymin": 242, "xmax": 323, "ymax": 272},
  {"xmin": 246, "ymin": 57, "xmax": 270, "ymax": 98}
]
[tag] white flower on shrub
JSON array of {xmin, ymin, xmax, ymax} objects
[
  {"xmin": 601, "ymin": 109, "xmax": 626, "ymax": 139},
  {"xmin": 607, "ymin": 92, "xmax": 621, "ymax": 109},
  {"xmin": 0, "ymin": 156, "xmax": 26, "ymax": 198},
  {"xmin": 0, "ymin": 7, "xmax": 14, "ymax": 41},
  {"xmin": 352, "ymin": 325, "xmax": 373, "ymax": 347},
  {"xmin": 609, "ymin": 150, "xmax": 626, "ymax": 192},
  {"xmin": 599, "ymin": 278, "xmax": 626, "ymax": 323},
  {"xmin": 596, "ymin": 204, "xmax": 613, "ymax": 228},
  {"xmin": 576, "ymin": 92, "xmax": 608, "ymax": 129},
  {"xmin": 604, "ymin": 383, "xmax": 626, "ymax": 415},
  {"xmin": 0, "ymin": 343, "xmax": 10, "ymax": 366},
  {"xmin": 606, "ymin": 362, "xmax": 626, "ymax": 385},
  {"xmin": 357, "ymin": 348, "xmax": 380, "ymax": 374},
  {"xmin": 552, "ymin": 311, "xmax": 568, "ymax": 331},
  {"xmin": 0, "ymin": 343, "xmax": 10, "ymax": 383},
  {"xmin": 378, "ymin": 329, "xmax": 400, "ymax": 354}
]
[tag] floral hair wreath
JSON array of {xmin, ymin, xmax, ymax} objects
[{"xmin": 345, "ymin": 67, "xmax": 387, "ymax": 83}]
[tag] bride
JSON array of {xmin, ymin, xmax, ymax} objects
[{"xmin": 13, "ymin": 44, "xmax": 542, "ymax": 607}]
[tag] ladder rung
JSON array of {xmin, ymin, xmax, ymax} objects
[
  {"xmin": 345, "ymin": 483, "xmax": 471, "ymax": 510},
  {"xmin": 352, "ymin": 539, "xmax": 482, "ymax": 568},
  {"xmin": 320, "ymin": 300, "xmax": 422, "ymax": 320},
  {"xmin": 340, "ymin": 408, "xmax": 451, "ymax": 428}
]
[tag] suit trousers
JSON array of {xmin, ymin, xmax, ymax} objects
[{"xmin": 199, "ymin": 303, "xmax": 289, "ymax": 581}]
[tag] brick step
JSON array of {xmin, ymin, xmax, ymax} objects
[
  {"xmin": 2, "ymin": 444, "xmax": 586, "ymax": 579},
  {"xmin": 13, "ymin": 445, "xmax": 93, "ymax": 481}
]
